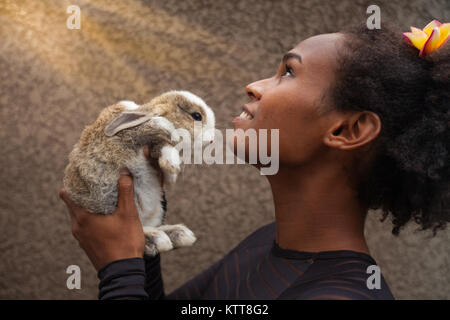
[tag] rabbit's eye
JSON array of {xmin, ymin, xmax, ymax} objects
[{"xmin": 191, "ymin": 112, "xmax": 202, "ymax": 121}]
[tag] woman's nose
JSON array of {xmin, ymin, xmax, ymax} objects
[{"xmin": 245, "ymin": 80, "xmax": 264, "ymax": 100}]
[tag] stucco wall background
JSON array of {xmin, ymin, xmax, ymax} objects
[{"xmin": 0, "ymin": 0, "xmax": 448, "ymax": 299}]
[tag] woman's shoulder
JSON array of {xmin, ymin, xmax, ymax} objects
[{"xmin": 278, "ymin": 252, "xmax": 395, "ymax": 300}]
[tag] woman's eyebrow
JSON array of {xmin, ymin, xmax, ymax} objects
[{"xmin": 282, "ymin": 52, "xmax": 302, "ymax": 64}]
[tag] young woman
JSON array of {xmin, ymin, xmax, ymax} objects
[{"xmin": 60, "ymin": 22, "xmax": 449, "ymax": 300}]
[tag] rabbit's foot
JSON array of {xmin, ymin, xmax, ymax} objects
[
  {"xmin": 157, "ymin": 224, "xmax": 197, "ymax": 248},
  {"xmin": 159, "ymin": 145, "xmax": 181, "ymax": 185},
  {"xmin": 143, "ymin": 226, "xmax": 173, "ymax": 256}
]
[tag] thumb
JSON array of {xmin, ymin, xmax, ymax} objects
[{"xmin": 117, "ymin": 167, "xmax": 135, "ymax": 212}]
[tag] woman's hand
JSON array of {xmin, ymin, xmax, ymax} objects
[
  {"xmin": 59, "ymin": 168, "xmax": 145, "ymax": 271},
  {"xmin": 60, "ymin": 145, "xmax": 164, "ymax": 271}
]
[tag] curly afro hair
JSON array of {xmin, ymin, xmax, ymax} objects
[{"xmin": 329, "ymin": 22, "xmax": 449, "ymax": 235}]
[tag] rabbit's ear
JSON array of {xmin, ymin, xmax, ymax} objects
[{"xmin": 104, "ymin": 112, "xmax": 152, "ymax": 136}]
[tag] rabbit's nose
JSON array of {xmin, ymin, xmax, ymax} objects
[{"xmin": 202, "ymin": 130, "xmax": 215, "ymax": 144}]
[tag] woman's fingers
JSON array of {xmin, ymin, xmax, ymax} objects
[
  {"xmin": 116, "ymin": 168, "xmax": 137, "ymax": 217},
  {"xmin": 59, "ymin": 188, "xmax": 91, "ymax": 225},
  {"xmin": 143, "ymin": 145, "xmax": 151, "ymax": 160}
]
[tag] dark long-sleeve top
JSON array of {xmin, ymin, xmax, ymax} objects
[{"xmin": 98, "ymin": 222, "xmax": 394, "ymax": 300}]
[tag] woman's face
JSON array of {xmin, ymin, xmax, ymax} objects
[{"xmin": 232, "ymin": 33, "xmax": 344, "ymax": 166}]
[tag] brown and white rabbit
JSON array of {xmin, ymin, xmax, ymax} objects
[{"xmin": 63, "ymin": 90, "xmax": 215, "ymax": 256}]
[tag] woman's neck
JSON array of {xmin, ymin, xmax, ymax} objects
[{"xmin": 267, "ymin": 160, "xmax": 371, "ymax": 255}]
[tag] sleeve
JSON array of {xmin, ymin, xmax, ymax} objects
[
  {"xmin": 97, "ymin": 257, "xmax": 148, "ymax": 300},
  {"xmin": 144, "ymin": 253, "xmax": 165, "ymax": 299},
  {"xmin": 96, "ymin": 254, "xmax": 165, "ymax": 300},
  {"xmin": 97, "ymin": 252, "xmax": 226, "ymax": 300}
]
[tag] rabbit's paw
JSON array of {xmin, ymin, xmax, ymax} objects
[
  {"xmin": 143, "ymin": 226, "xmax": 173, "ymax": 256},
  {"xmin": 159, "ymin": 145, "xmax": 181, "ymax": 185},
  {"xmin": 157, "ymin": 224, "xmax": 197, "ymax": 248}
]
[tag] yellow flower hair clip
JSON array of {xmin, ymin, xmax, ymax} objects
[{"xmin": 403, "ymin": 20, "xmax": 449, "ymax": 57}]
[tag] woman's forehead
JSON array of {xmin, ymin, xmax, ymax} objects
[{"xmin": 290, "ymin": 33, "xmax": 343, "ymax": 66}]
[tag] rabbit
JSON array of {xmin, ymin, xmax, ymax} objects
[{"xmin": 63, "ymin": 90, "xmax": 215, "ymax": 256}]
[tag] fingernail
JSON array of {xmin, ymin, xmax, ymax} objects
[{"xmin": 119, "ymin": 167, "xmax": 131, "ymax": 176}]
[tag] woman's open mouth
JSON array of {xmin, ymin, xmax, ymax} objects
[
  {"xmin": 238, "ymin": 110, "xmax": 253, "ymax": 120},
  {"xmin": 233, "ymin": 106, "xmax": 254, "ymax": 123}
]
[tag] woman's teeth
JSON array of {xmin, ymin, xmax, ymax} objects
[{"xmin": 239, "ymin": 110, "xmax": 253, "ymax": 120}]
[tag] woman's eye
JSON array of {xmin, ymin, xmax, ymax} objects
[
  {"xmin": 282, "ymin": 64, "xmax": 293, "ymax": 77},
  {"xmin": 191, "ymin": 112, "xmax": 202, "ymax": 121}
]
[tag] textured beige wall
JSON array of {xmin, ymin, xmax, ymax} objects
[{"xmin": 0, "ymin": 0, "xmax": 448, "ymax": 299}]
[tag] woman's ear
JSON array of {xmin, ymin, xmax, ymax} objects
[{"xmin": 323, "ymin": 111, "xmax": 381, "ymax": 150}]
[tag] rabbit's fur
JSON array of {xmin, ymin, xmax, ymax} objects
[{"xmin": 63, "ymin": 90, "xmax": 215, "ymax": 256}]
